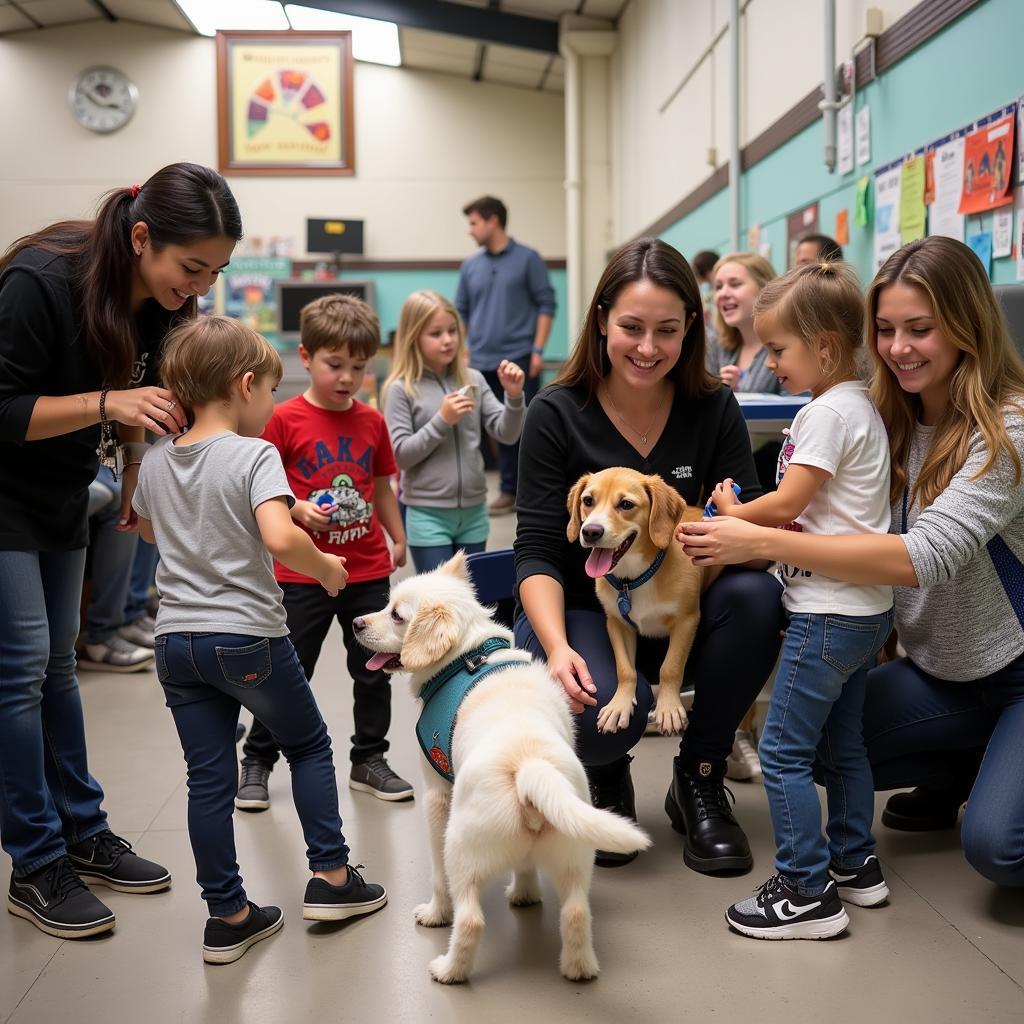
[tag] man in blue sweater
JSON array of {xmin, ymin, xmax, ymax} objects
[{"xmin": 456, "ymin": 196, "xmax": 555, "ymax": 515}]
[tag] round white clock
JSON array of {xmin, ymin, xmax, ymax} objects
[{"xmin": 69, "ymin": 66, "xmax": 138, "ymax": 134}]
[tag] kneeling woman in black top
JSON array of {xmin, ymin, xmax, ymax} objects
[{"xmin": 514, "ymin": 237, "xmax": 784, "ymax": 872}]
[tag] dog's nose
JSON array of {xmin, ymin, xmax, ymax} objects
[
  {"xmin": 352, "ymin": 617, "xmax": 366, "ymax": 633},
  {"xmin": 581, "ymin": 524, "xmax": 604, "ymax": 543}
]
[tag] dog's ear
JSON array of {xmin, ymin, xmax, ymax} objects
[
  {"xmin": 645, "ymin": 475, "xmax": 687, "ymax": 549},
  {"xmin": 401, "ymin": 601, "xmax": 460, "ymax": 671},
  {"xmin": 439, "ymin": 549, "xmax": 470, "ymax": 581},
  {"xmin": 566, "ymin": 473, "xmax": 590, "ymax": 542}
]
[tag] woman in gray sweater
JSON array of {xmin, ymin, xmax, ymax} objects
[
  {"xmin": 383, "ymin": 290, "xmax": 525, "ymax": 573},
  {"xmin": 682, "ymin": 236, "xmax": 1024, "ymax": 889}
]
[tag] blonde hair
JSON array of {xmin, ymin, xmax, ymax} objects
[
  {"xmin": 300, "ymin": 292, "xmax": 379, "ymax": 358},
  {"xmin": 712, "ymin": 252, "xmax": 777, "ymax": 355},
  {"xmin": 867, "ymin": 236, "xmax": 1024, "ymax": 508},
  {"xmin": 383, "ymin": 290, "xmax": 468, "ymax": 398},
  {"xmin": 754, "ymin": 260, "xmax": 864, "ymax": 386},
  {"xmin": 160, "ymin": 314, "xmax": 282, "ymax": 414}
]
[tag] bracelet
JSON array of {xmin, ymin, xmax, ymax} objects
[
  {"xmin": 98, "ymin": 387, "xmax": 111, "ymax": 424},
  {"xmin": 532, "ymin": 346, "xmax": 545, "ymax": 356}
]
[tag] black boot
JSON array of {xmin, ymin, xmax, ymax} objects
[
  {"xmin": 881, "ymin": 786, "xmax": 967, "ymax": 831},
  {"xmin": 665, "ymin": 757, "xmax": 752, "ymax": 874},
  {"xmin": 586, "ymin": 755, "xmax": 640, "ymax": 868}
]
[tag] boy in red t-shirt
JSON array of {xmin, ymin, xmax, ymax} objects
[{"xmin": 237, "ymin": 294, "xmax": 412, "ymax": 807}]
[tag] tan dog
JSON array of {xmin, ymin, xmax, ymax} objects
[
  {"xmin": 567, "ymin": 468, "xmax": 722, "ymax": 736},
  {"xmin": 353, "ymin": 553, "xmax": 650, "ymax": 984}
]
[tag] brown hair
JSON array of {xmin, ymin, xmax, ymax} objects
[
  {"xmin": 159, "ymin": 315, "xmax": 281, "ymax": 414},
  {"xmin": 0, "ymin": 163, "xmax": 241, "ymax": 388},
  {"xmin": 712, "ymin": 252, "xmax": 777, "ymax": 355},
  {"xmin": 553, "ymin": 237, "xmax": 716, "ymax": 400},
  {"xmin": 754, "ymin": 260, "xmax": 864, "ymax": 385},
  {"xmin": 867, "ymin": 235, "xmax": 1024, "ymax": 508},
  {"xmin": 462, "ymin": 195, "xmax": 507, "ymax": 229},
  {"xmin": 299, "ymin": 292, "xmax": 380, "ymax": 358}
]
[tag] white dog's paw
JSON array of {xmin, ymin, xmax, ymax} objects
[
  {"xmin": 654, "ymin": 699, "xmax": 688, "ymax": 736},
  {"xmin": 560, "ymin": 949, "xmax": 600, "ymax": 981},
  {"xmin": 429, "ymin": 954, "xmax": 468, "ymax": 984},
  {"xmin": 596, "ymin": 694, "xmax": 637, "ymax": 734},
  {"xmin": 506, "ymin": 878, "xmax": 543, "ymax": 907},
  {"xmin": 414, "ymin": 901, "xmax": 453, "ymax": 927}
]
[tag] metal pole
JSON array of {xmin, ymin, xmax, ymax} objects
[
  {"xmin": 729, "ymin": 0, "xmax": 740, "ymax": 251},
  {"xmin": 821, "ymin": 0, "xmax": 838, "ymax": 172}
]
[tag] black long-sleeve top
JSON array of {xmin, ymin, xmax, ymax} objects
[{"xmin": 513, "ymin": 382, "xmax": 763, "ymax": 617}]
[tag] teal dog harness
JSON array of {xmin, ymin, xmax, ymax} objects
[{"xmin": 415, "ymin": 637, "xmax": 520, "ymax": 783}]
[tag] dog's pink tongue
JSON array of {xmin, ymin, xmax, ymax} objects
[
  {"xmin": 585, "ymin": 547, "xmax": 616, "ymax": 578},
  {"xmin": 366, "ymin": 652, "xmax": 396, "ymax": 670}
]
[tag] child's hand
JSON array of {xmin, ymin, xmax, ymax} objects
[
  {"xmin": 391, "ymin": 539, "xmax": 407, "ymax": 570},
  {"xmin": 292, "ymin": 499, "xmax": 333, "ymax": 532},
  {"xmin": 497, "ymin": 359, "xmax": 525, "ymax": 399},
  {"xmin": 319, "ymin": 554, "xmax": 348, "ymax": 596},
  {"xmin": 712, "ymin": 478, "xmax": 738, "ymax": 511},
  {"xmin": 720, "ymin": 364, "xmax": 741, "ymax": 390},
  {"xmin": 439, "ymin": 391, "xmax": 475, "ymax": 425}
]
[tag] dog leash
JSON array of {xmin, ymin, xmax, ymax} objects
[
  {"xmin": 603, "ymin": 549, "xmax": 666, "ymax": 630},
  {"xmin": 416, "ymin": 637, "xmax": 521, "ymax": 782}
]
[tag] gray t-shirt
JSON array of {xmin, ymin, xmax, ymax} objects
[{"xmin": 132, "ymin": 432, "xmax": 295, "ymax": 638}]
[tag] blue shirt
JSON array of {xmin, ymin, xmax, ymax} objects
[{"xmin": 455, "ymin": 238, "xmax": 556, "ymax": 371}]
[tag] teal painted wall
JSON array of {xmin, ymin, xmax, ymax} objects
[{"xmin": 662, "ymin": 0, "xmax": 1023, "ymax": 286}]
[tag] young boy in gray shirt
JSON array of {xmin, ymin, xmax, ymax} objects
[{"xmin": 132, "ymin": 315, "xmax": 387, "ymax": 965}]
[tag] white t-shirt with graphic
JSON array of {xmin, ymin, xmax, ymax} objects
[{"xmin": 775, "ymin": 380, "xmax": 893, "ymax": 615}]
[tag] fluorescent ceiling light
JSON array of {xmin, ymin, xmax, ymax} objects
[
  {"xmin": 174, "ymin": 0, "xmax": 290, "ymax": 37},
  {"xmin": 285, "ymin": 5, "xmax": 401, "ymax": 66}
]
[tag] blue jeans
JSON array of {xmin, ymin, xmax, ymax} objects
[
  {"xmin": 0, "ymin": 548, "xmax": 109, "ymax": 874},
  {"xmin": 482, "ymin": 354, "xmax": 540, "ymax": 496},
  {"xmin": 86, "ymin": 467, "xmax": 140, "ymax": 643},
  {"xmin": 863, "ymin": 652, "xmax": 1024, "ymax": 887},
  {"xmin": 761, "ymin": 609, "xmax": 893, "ymax": 895},
  {"xmin": 515, "ymin": 569, "xmax": 786, "ymax": 769},
  {"xmin": 410, "ymin": 540, "xmax": 486, "ymax": 574},
  {"xmin": 125, "ymin": 539, "xmax": 159, "ymax": 624},
  {"xmin": 156, "ymin": 632, "xmax": 349, "ymax": 915}
]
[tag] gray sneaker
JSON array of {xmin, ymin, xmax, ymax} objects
[
  {"xmin": 79, "ymin": 635, "xmax": 154, "ymax": 673},
  {"xmin": 236, "ymin": 764, "xmax": 271, "ymax": 812},
  {"xmin": 119, "ymin": 615, "xmax": 155, "ymax": 649},
  {"xmin": 349, "ymin": 755, "xmax": 414, "ymax": 802}
]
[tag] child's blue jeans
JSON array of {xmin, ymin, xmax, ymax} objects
[
  {"xmin": 156, "ymin": 632, "xmax": 349, "ymax": 916},
  {"xmin": 760, "ymin": 608, "xmax": 894, "ymax": 896}
]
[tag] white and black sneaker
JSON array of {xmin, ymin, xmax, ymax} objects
[
  {"xmin": 349, "ymin": 754, "xmax": 414, "ymax": 802},
  {"xmin": 8, "ymin": 856, "xmax": 116, "ymax": 939},
  {"xmin": 203, "ymin": 902, "xmax": 283, "ymax": 964},
  {"xmin": 726, "ymin": 874, "xmax": 849, "ymax": 940},
  {"xmin": 302, "ymin": 864, "xmax": 388, "ymax": 922},
  {"xmin": 829, "ymin": 855, "xmax": 890, "ymax": 907},
  {"xmin": 67, "ymin": 830, "xmax": 171, "ymax": 893},
  {"xmin": 236, "ymin": 763, "xmax": 271, "ymax": 812}
]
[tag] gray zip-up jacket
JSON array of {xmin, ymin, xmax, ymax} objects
[{"xmin": 382, "ymin": 368, "xmax": 524, "ymax": 508}]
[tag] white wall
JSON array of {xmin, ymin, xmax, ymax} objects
[
  {"xmin": 611, "ymin": 0, "xmax": 920, "ymax": 242},
  {"xmin": 0, "ymin": 21, "xmax": 566, "ymax": 258}
]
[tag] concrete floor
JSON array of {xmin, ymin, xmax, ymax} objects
[{"xmin": 4, "ymin": 478, "xmax": 1024, "ymax": 1023}]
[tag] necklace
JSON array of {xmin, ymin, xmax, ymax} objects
[{"xmin": 603, "ymin": 386, "xmax": 663, "ymax": 447}]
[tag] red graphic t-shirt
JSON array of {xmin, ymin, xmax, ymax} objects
[{"xmin": 262, "ymin": 395, "xmax": 398, "ymax": 585}]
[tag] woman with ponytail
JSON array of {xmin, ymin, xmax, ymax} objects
[{"xmin": 0, "ymin": 163, "xmax": 242, "ymax": 938}]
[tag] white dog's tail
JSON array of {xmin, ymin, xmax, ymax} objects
[{"xmin": 515, "ymin": 759, "xmax": 651, "ymax": 854}]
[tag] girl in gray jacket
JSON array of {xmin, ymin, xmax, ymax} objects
[{"xmin": 382, "ymin": 290, "xmax": 525, "ymax": 572}]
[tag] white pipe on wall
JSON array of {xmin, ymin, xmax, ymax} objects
[
  {"xmin": 561, "ymin": 41, "xmax": 583, "ymax": 343},
  {"xmin": 821, "ymin": 0, "xmax": 838, "ymax": 172},
  {"xmin": 728, "ymin": 0, "xmax": 740, "ymax": 251}
]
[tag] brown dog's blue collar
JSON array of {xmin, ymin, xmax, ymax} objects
[{"xmin": 604, "ymin": 549, "xmax": 666, "ymax": 629}]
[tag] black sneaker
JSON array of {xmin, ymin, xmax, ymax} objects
[
  {"xmin": 236, "ymin": 763, "xmax": 271, "ymax": 812},
  {"xmin": 302, "ymin": 864, "xmax": 388, "ymax": 921},
  {"xmin": 349, "ymin": 754, "xmax": 414, "ymax": 802},
  {"xmin": 203, "ymin": 902, "xmax": 283, "ymax": 964},
  {"xmin": 881, "ymin": 787, "xmax": 965, "ymax": 831},
  {"xmin": 665, "ymin": 758, "xmax": 753, "ymax": 873},
  {"xmin": 829, "ymin": 855, "xmax": 890, "ymax": 907},
  {"xmin": 587, "ymin": 755, "xmax": 641, "ymax": 867},
  {"xmin": 66, "ymin": 830, "xmax": 171, "ymax": 893},
  {"xmin": 726, "ymin": 874, "xmax": 849, "ymax": 940},
  {"xmin": 8, "ymin": 856, "xmax": 116, "ymax": 939}
]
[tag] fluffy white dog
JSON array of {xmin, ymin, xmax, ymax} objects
[{"xmin": 353, "ymin": 553, "xmax": 651, "ymax": 984}]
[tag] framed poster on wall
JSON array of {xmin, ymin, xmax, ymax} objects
[{"xmin": 216, "ymin": 30, "xmax": 355, "ymax": 176}]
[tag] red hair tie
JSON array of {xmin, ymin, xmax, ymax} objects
[{"xmin": 129, "ymin": 184, "xmax": 141, "ymax": 199}]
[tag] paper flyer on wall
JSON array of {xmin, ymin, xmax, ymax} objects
[
  {"xmin": 993, "ymin": 208, "xmax": 1013, "ymax": 258},
  {"xmin": 873, "ymin": 164, "xmax": 902, "ymax": 270},
  {"xmin": 899, "ymin": 156, "xmax": 926, "ymax": 244},
  {"xmin": 838, "ymin": 103, "xmax": 854, "ymax": 176},
  {"xmin": 929, "ymin": 136, "xmax": 966, "ymax": 241},
  {"xmin": 1016, "ymin": 188, "xmax": 1024, "ymax": 280},
  {"xmin": 856, "ymin": 105, "xmax": 871, "ymax": 166},
  {"xmin": 959, "ymin": 108, "xmax": 1015, "ymax": 215}
]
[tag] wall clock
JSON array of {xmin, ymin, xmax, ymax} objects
[{"xmin": 69, "ymin": 66, "xmax": 138, "ymax": 133}]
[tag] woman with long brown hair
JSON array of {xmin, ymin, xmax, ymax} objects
[
  {"xmin": 0, "ymin": 163, "xmax": 242, "ymax": 938},
  {"xmin": 682, "ymin": 235, "xmax": 1024, "ymax": 888},
  {"xmin": 513, "ymin": 237, "xmax": 785, "ymax": 874}
]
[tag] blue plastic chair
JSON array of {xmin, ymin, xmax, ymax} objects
[{"xmin": 465, "ymin": 548, "xmax": 516, "ymax": 629}]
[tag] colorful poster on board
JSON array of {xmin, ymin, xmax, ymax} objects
[
  {"xmin": 855, "ymin": 176, "xmax": 871, "ymax": 227},
  {"xmin": 930, "ymin": 137, "xmax": 966, "ymax": 241},
  {"xmin": 223, "ymin": 256, "xmax": 293, "ymax": 348},
  {"xmin": 959, "ymin": 112, "xmax": 1015, "ymax": 214},
  {"xmin": 900, "ymin": 156, "xmax": 926, "ymax": 244},
  {"xmin": 967, "ymin": 232, "xmax": 993, "ymax": 275},
  {"xmin": 835, "ymin": 208, "xmax": 850, "ymax": 246}
]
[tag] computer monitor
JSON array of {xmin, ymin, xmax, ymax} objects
[
  {"xmin": 274, "ymin": 279, "xmax": 376, "ymax": 345},
  {"xmin": 307, "ymin": 218, "xmax": 364, "ymax": 256}
]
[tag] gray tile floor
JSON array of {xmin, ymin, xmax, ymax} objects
[{"xmin": 4, "ymin": 478, "xmax": 1023, "ymax": 1023}]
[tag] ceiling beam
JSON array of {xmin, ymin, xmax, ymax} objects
[
  {"xmin": 89, "ymin": 0, "xmax": 118, "ymax": 20},
  {"xmin": 290, "ymin": 1, "xmax": 559, "ymax": 54}
]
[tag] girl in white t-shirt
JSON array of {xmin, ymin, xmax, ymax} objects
[{"xmin": 709, "ymin": 261, "xmax": 894, "ymax": 940}]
